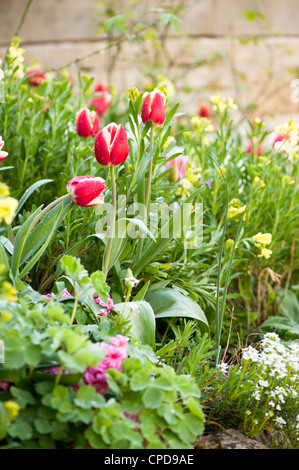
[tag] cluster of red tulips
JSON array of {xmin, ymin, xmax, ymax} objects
[{"xmin": 68, "ymin": 89, "xmax": 166, "ymax": 208}]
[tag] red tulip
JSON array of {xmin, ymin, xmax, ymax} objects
[
  {"xmin": 25, "ymin": 69, "xmax": 47, "ymax": 87},
  {"xmin": 273, "ymin": 133, "xmax": 290, "ymax": 148},
  {"xmin": 247, "ymin": 142, "xmax": 263, "ymax": 156},
  {"xmin": 76, "ymin": 108, "xmax": 100, "ymax": 138},
  {"xmin": 94, "ymin": 123, "xmax": 130, "ymax": 166},
  {"xmin": 166, "ymin": 154, "xmax": 189, "ymax": 182},
  {"xmin": 141, "ymin": 90, "xmax": 166, "ymax": 125},
  {"xmin": 88, "ymin": 91, "xmax": 112, "ymax": 116},
  {"xmin": 198, "ymin": 102, "xmax": 211, "ymax": 118},
  {"xmin": 95, "ymin": 81, "xmax": 109, "ymax": 93},
  {"xmin": 67, "ymin": 176, "xmax": 106, "ymax": 207}
]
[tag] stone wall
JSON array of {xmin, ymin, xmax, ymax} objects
[{"xmin": 1, "ymin": 0, "xmax": 299, "ymax": 123}]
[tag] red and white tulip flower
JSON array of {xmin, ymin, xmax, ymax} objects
[
  {"xmin": 25, "ymin": 69, "xmax": 47, "ymax": 87},
  {"xmin": 166, "ymin": 154, "xmax": 189, "ymax": 182},
  {"xmin": 0, "ymin": 136, "xmax": 8, "ymax": 162},
  {"xmin": 94, "ymin": 123, "xmax": 130, "ymax": 167},
  {"xmin": 89, "ymin": 92, "xmax": 112, "ymax": 116},
  {"xmin": 141, "ymin": 90, "xmax": 166, "ymax": 125},
  {"xmin": 67, "ymin": 176, "xmax": 106, "ymax": 207},
  {"xmin": 76, "ymin": 108, "xmax": 100, "ymax": 138}
]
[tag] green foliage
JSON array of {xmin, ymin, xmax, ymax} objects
[{"xmin": 0, "ymin": 289, "xmax": 204, "ymax": 449}]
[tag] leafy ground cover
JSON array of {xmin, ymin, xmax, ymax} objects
[{"xmin": 0, "ymin": 33, "xmax": 298, "ymax": 449}]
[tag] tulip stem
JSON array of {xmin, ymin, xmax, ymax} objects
[
  {"xmin": 136, "ymin": 125, "xmax": 155, "ymax": 260},
  {"xmin": 28, "ymin": 194, "xmax": 71, "ymax": 236},
  {"xmin": 144, "ymin": 125, "xmax": 155, "ymax": 214},
  {"xmin": 103, "ymin": 165, "xmax": 116, "ymax": 278}
]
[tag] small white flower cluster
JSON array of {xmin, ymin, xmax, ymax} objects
[{"xmin": 242, "ymin": 333, "xmax": 299, "ymax": 441}]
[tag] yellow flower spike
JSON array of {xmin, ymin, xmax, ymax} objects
[
  {"xmin": 0, "ymin": 197, "xmax": 18, "ymax": 225},
  {"xmin": 1, "ymin": 281, "xmax": 18, "ymax": 302},
  {"xmin": 163, "ymin": 136, "xmax": 176, "ymax": 150},
  {"xmin": 0, "ymin": 183, "xmax": 10, "ymax": 197},
  {"xmin": 1, "ymin": 311, "xmax": 13, "ymax": 322},
  {"xmin": 252, "ymin": 232, "xmax": 272, "ymax": 247},
  {"xmin": 210, "ymin": 94, "xmax": 237, "ymax": 113},
  {"xmin": 282, "ymin": 175, "xmax": 295, "ymax": 185},
  {"xmin": 5, "ymin": 401, "xmax": 21, "ymax": 420},
  {"xmin": 191, "ymin": 116, "xmax": 214, "ymax": 134},
  {"xmin": 226, "ymin": 239, "xmax": 235, "ymax": 250},
  {"xmin": 227, "ymin": 205, "xmax": 246, "ymax": 219},
  {"xmin": 253, "ymin": 176, "xmax": 266, "ymax": 189},
  {"xmin": 217, "ymin": 165, "xmax": 225, "ymax": 177},
  {"xmin": 258, "ymin": 247, "xmax": 273, "ymax": 259},
  {"xmin": 156, "ymin": 77, "xmax": 175, "ymax": 98}
]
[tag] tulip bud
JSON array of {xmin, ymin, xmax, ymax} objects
[
  {"xmin": 141, "ymin": 90, "xmax": 166, "ymax": 125},
  {"xmin": 166, "ymin": 154, "xmax": 189, "ymax": 182},
  {"xmin": 67, "ymin": 176, "xmax": 106, "ymax": 207},
  {"xmin": 89, "ymin": 91, "xmax": 112, "ymax": 116},
  {"xmin": 25, "ymin": 69, "xmax": 47, "ymax": 87},
  {"xmin": 247, "ymin": 141, "xmax": 263, "ymax": 156},
  {"xmin": 0, "ymin": 136, "xmax": 8, "ymax": 162},
  {"xmin": 94, "ymin": 123, "xmax": 130, "ymax": 166},
  {"xmin": 76, "ymin": 108, "xmax": 100, "ymax": 138},
  {"xmin": 198, "ymin": 101, "xmax": 211, "ymax": 118},
  {"xmin": 95, "ymin": 81, "xmax": 109, "ymax": 93}
]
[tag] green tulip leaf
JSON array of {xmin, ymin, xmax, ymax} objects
[
  {"xmin": 113, "ymin": 300, "xmax": 156, "ymax": 349},
  {"xmin": 145, "ymin": 288, "xmax": 209, "ymax": 332}
]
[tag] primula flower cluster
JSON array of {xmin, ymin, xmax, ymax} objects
[{"xmin": 83, "ymin": 335, "xmax": 128, "ymax": 395}]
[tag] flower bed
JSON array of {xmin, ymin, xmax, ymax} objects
[{"xmin": 0, "ymin": 36, "xmax": 298, "ymax": 449}]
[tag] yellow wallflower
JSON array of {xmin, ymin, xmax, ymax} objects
[
  {"xmin": 156, "ymin": 77, "xmax": 175, "ymax": 98},
  {"xmin": 0, "ymin": 197, "xmax": 18, "ymax": 224},
  {"xmin": 5, "ymin": 401, "xmax": 21, "ymax": 420},
  {"xmin": 226, "ymin": 239, "xmax": 236, "ymax": 250},
  {"xmin": 227, "ymin": 205, "xmax": 246, "ymax": 219},
  {"xmin": 210, "ymin": 94, "xmax": 238, "ymax": 113},
  {"xmin": 1, "ymin": 311, "xmax": 13, "ymax": 322},
  {"xmin": 191, "ymin": 116, "xmax": 214, "ymax": 134},
  {"xmin": 258, "ymin": 248, "xmax": 273, "ymax": 259},
  {"xmin": 0, "ymin": 281, "xmax": 18, "ymax": 302},
  {"xmin": 257, "ymin": 156, "xmax": 271, "ymax": 168},
  {"xmin": 217, "ymin": 165, "xmax": 225, "ymax": 177},
  {"xmin": 282, "ymin": 175, "xmax": 295, "ymax": 185},
  {"xmin": 0, "ymin": 183, "xmax": 10, "ymax": 197},
  {"xmin": 185, "ymin": 167, "xmax": 201, "ymax": 184},
  {"xmin": 253, "ymin": 176, "xmax": 266, "ymax": 189},
  {"xmin": 252, "ymin": 232, "xmax": 272, "ymax": 247}
]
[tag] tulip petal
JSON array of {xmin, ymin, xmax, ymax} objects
[
  {"xmin": 67, "ymin": 176, "xmax": 106, "ymax": 207},
  {"xmin": 141, "ymin": 93, "xmax": 151, "ymax": 124},
  {"xmin": 150, "ymin": 92, "xmax": 166, "ymax": 125},
  {"xmin": 110, "ymin": 124, "xmax": 130, "ymax": 166}
]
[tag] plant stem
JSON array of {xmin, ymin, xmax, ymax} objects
[
  {"xmin": 28, "ymin": 193, "xmax": 70, "ymax": 235},
  {"xmin": 103, "ymin": 165, "xmax": 116, "ymax": 278},
  {"xmin": 136, "ymin": 125, "xmax": 155, "ymax": 260},
  {"xmin": 144, "ymin": 125, "xmax": 155, "ymax": 213},
  {"xmin": 70, "ymin": 282, "xmax": 78, "ymax": 324}
]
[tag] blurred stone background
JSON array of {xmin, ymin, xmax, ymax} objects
[{"xmin": 1, "ymin": 0, "xmax": 299, "ymax": 124}]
